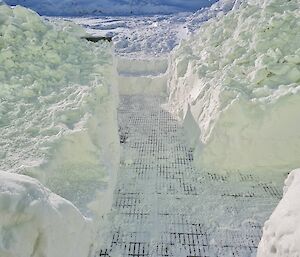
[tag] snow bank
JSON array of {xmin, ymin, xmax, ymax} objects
[
  {"xmin": 257, "ymin": 169, "xmax": 300, "ymax": 257},
  {"xmin": 6, "ymin": 0, "xmax": 218, "ymax": 16},
  {"xmin": 0, "ymin": 171, "xmax": 94, "ymax": 257},
  {"xmin": 168, "ymin": 0, "xmax": 300, "ymax": 172},
  {"xmin": 0, "ymin": 4, "xmax": 119, "ymax": 217}
]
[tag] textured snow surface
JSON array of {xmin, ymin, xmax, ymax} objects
[
  {"xmin": 60, "ymin": 0, "xmax": 238, "ymax": 58},
  {"xmin": 0, "ymin": 170, "xmax": 94, "ymax": 257},
  {"xmin": 65, "ymin": 14, "xmax": 190, "ymax": 58},
  {"xmin": 0, "ymin": 5, "xmax": 120, "ymax": 257},
  {"xmin": 0, "ymin": 3, "xmax": 119, "ymax": 218},
  {"xmin": 168, "ymin": 0, "xmax": 300, "ymax": 172},
  {"xmin": 257, "ymin": 169, "xmax": 300, "ymax": 257},
  {"xmin": 5, "ymin": 0, "xmax": 218, "ymax": 16}
]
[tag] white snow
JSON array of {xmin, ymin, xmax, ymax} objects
[
  {"xmin": 167, "ymin": 0, "xmax": 300, "ymax": 172},
  {"xmin": 56, "ymin": 14, "xmax": 191, "ymax": 58},
  {"xmin": 186, "ymin": 0, "xmax": 242, "ymax": 32},
  {"xmin": 0, "ymin": 5, "xmax": 120, "ymax": 257},
  {"xmin": 257, "ymin": 169, "xmax": 300, "ymax": 257},
  {"xmin": 116, "ymin": 57, "xmax": 169, "ymax": 95},
  {"xmin": 60, "ymin": 0, "xmax": 239, "ymax": 58},
  {"xmin": 0, "ymin": 4, "xmax": 119, "ymax": 218},
  {"xmin": 0, "ymin": 170, "xmax": 95, "ymax": 257},
  {"xmin": 1, "ymin": 0, "xmax": 300, "ymax": 256}
]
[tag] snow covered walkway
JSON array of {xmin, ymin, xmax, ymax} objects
[{"xmin": 97, "ymin": 95, "xmax": 283, "ymax": 257}]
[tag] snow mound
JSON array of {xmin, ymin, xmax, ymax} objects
[
  {"xmin": 0, "ymin": 170, "xmax": 94, "ymax": 257},
  {"xmin": 257, "ymin": 169, "xmax": 300, "ymax": 257},
  {"xmin": 168, "ymin": 0, "xmax": 300, "ymax": 172},
  {"xmin": 5, "ymin": 0, "xmax": 218, "ymax": 16},
  {"xmin": 0, "ymin": 4, "xmax": 119, "ymax": 218}
]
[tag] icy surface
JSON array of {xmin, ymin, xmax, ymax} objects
[
  {"xmin": 6, "ymin": 0, "xmax": 218, "ymax": 16},
  {"xmin": 0, "ymin": 170, "xmax": 94, "ymax": 257},
  {"xmin": 0, "ymin": 5, "xmax": 119, "ymax": 218},
  {"xmin": 168, "ymin": 0, "xmax": 300, "ymax": 172},
  {"xmin": 257, "ymin": 169, "xmax": 300, "ymax": 257},
  {"xmin": 97, "ymin": 95, "xmax": 284, "ymax": 257}
]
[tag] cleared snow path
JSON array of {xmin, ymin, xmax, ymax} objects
[{"xmin": 97, "ymin": 95, "xmax": 284, "ymax": 257}]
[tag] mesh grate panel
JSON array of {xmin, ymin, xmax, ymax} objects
[{"xmin": 97, "ymin": 95, "xmax": 283, "ymax": 257}]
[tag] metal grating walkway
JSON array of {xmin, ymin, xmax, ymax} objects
[{"xmin": 97, "ymin": 95, "xmax": 283, "ymax": 257}]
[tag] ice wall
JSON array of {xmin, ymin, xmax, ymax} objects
[
  {"xmin": 257, "ymin": 169, "xmax": 300, "ymax": 257},
  {"xmin": 0, "ymin": 5, "xmax": 119, "ymax": 256},
  {"xmin": 168, "ymin": 0, "xmax": 300, "ymax": 173}
]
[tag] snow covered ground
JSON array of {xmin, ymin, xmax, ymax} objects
[
  {"xmin": 1, "ymin": 0, "xmax": 300, "ymax": 256},
  {"xmin": 164, "ymin": 1, "xmax": 300, "ymax": 254},
  {"xmin": 52, "ymin": 0, "xmax": 239, "ymax": 58},
  {"xmin": 63, "ymin": 14, "xmax": 190, "ymax": 58},
  {"xmin": 1, "ymin": 2, "xmax": 243, "ymax": 256}
]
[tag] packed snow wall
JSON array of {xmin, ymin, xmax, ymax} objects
[
  {"xmin": 168, "ymin": 0, "xmax": 300, "ymax": 173},
  {"xmin": 116, "ymin": 57, "xmax": 169, "ymax": 96},
  {"xmin": 0, "ymin": 5, "xmax": 119, "ymax": 256},
  {"xmin": 116, "ymin": 57, "xmax": 168, "ymax": 96}
]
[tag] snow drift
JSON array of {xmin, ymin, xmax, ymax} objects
[
  {"xmin": 257, "ymin": 169, "xmax": 300, "ymax": 257},
  {"xmin": 0, "ymin": 4, "xmax": 119, "ymax": 256},
  {"xmin": 0, "ymin": 171, "xmax": 94, "ymax": 257},
  {"xmin": 5, "ymin": 0, "xmax": 218, "ymax": 16},
  {"xmin": 168, "ymin": 0, "xmax": 300, "ymax": 172}
]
